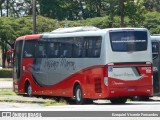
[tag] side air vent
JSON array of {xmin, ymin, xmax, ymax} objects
[{"xmin": 94, "ymin": 77, "xmax": 102, "ymax": 93}]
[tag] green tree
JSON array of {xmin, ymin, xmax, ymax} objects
[
  {"xmin": 104, "ymin": 0, "xmax": 145, "ymax": 27},
  {"xmin": 143, "ymin": 0, "xmax": 160, "ymax": 12},
  {"xmin": 143, "ymin": 12, "xmax": 160, "ymax": 34},
  {"xmin": 38, "ymin": 0, "xmax": 66, "ymax": 20},
  {"xmin": 0, "ymin": 18, "xmax": 16, "ymax": 67},
  {"xmin": 125, "ymin": 0, "xmax": 145, "ymax": 27}
]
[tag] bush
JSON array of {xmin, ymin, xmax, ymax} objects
[{"xmin": 0, "ymin": 68, "xmax": 12, "ymax": 78}]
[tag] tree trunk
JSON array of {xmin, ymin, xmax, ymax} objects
[
  {"xmin": 6, "ymin": 0, "xmax": 9, "ymax": 17},
  {"xmin": 2, "ymin": 44, "xmax": 6, "ymax": 68},
  {"xmin": 120, "ymin": 0, "xmax": 125, "ymax": 27},
  {"xmin": 11, "ymin": 0, "xmax": 20, "ymax": 17},
  {"xmin": 0, "ymin": 7, "xmax": 2, "ymax": 16}
]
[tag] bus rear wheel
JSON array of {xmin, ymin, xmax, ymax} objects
[
  {"xmin": 110, "ymin": 98, "xmax": 127, "ymax": 104},
  {"xmin": 74, "ymin": 85, "xmax": 85, "ymax": 104}
]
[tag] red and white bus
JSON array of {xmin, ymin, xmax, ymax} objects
[{"xmin": 13, "ymin": 27, "xmax": 153, "ymax": 104}]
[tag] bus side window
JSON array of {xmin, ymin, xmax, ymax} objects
[
  {"xmin": 35, "ymin": 41, "xmax": 47, "ymax": 58},
  {"xmin": 52, "ymin": 42, "xmax": 63, "ymax": 58},
  {"xmin": 84, "ymin": 37, "xmax": 101, "ymax": 58},
  {"xmin": 82, "ymin": 40, "xmax": 88, "ymax": 57},
  {"xmin": 23, "ymin": 40, "xmax": 35, "ymax": 58},
  {"xmin": 47, "ymin": 43, "xmax": 55, "ymax": 58},
  {"xmin": 94, "ymin": 39, "xmax": 101, "ymax": 57},
  {"xmin": 72, "ymin": 37, "xmax": 83, "ymax": 58},
  {"xmin": 87, "ymin": 39, "xmax": 93, "ymax": 57},
  {"xmin": 78, "ymin": 49, "xmax": 82, "ymax": 57},
  {"xmin": 152, "ymin": 42, "xmax": 159, "ymax": 60}
]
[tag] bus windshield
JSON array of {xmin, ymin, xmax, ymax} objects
[{"xmin": 110, "ymin": 31, "xmax": 147, "ymax": 52}]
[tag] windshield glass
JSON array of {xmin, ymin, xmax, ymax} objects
[{"xmin": 110, "ymin": 31, "xmax": 147, "ymax": 52}]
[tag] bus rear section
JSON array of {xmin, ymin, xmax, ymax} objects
[{"xmin": 104, "ymin": 28, "xmax": 153, "ymax": 103}]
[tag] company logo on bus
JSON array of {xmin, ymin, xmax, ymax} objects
[
  {"xmin": 112, "ymin": 81, "xmax": 124, "ymax": 85},
  {"xmin": 141, "ymin": 67, "xmax": 151, "ymax": 73}
]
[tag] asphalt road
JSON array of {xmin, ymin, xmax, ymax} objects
[{"xmin": 1, "ymin": 101, "xmax": 160, "ymax": 120}]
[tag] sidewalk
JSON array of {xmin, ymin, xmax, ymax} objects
[
  {"xmin": 0, "ymin": 79, "xmax": 12, "ymax": 89},
  {"xmin": 0, "ymin": 79, "xmax": 57, "ymax": 104},
  {"xmin": 0, "ymin": 95, "xmax": 55, "ymax": 104},
  {"xmin": 150, "ymin": 96, "xmax": 160, "ymax": 101},
  {"xmin": 0, "ymin": 78, "xmax": 12, "ymax": 81}
]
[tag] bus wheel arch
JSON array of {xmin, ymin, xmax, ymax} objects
[{"xmin": 24, "ymin": 80, "xmax": 33, "ymax": 97}]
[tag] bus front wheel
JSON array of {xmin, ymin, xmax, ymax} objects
[{"xmin": 26, "ymin": 84, "xmax": 33, "ymax": 97}]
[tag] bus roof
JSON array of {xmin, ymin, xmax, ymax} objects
[
  {"xmin": 102, "ymin": 27, "xmax": 148, "ymax": 31},
  {"xmin": 151, "ymin": 35, "xmax": 160, "ymax": 42},
  {"xmin": 51, "ymin": 27, "xmax": 147, "ymax": 33},
  {"xmin": 16, "ymin": 34, "xmax": 41, "ymax": 41},
  {"xmin": 43, "ymin": 27, "xmax": 148, "ymax": 38},
  {"xmin": 51, "ymin": 26, "xmax": 100, "ymax": 34},
  {"xmin": 16, "ymin": 27, "xmax": 149, "ymax": 41}
]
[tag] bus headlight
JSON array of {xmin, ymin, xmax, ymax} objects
[{"xmin": 104, "ymin": 77, "xmax": 108, "ymax": 86}]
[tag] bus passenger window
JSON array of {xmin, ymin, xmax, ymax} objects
[
  {"xmin": 94, "ymin": 49, "xmax": 99, "ymax": 57},
  {"xmin": 84, "ymin": 37, "xmax": 101, "ymax": 58},
  {"xmin": 47, "ymin": 43, "xmax": 55, "ymax": 58},
  {"xmin": 35, "ymin": 41, "xmax": 47, "ymax": 58},
  {"xmin": 73, "ymin": 43, "xmax": 83, "ymax": 57},
  {"xmin": 152, "ymin": 42, "xmax": 159, "ymax": 59},
  {"xmin": 23, "ymin": 40, "xmax": 35, "ymax": 58},
  {"xmin": 63, "ymin": 50, "xmax": 67, "ymax": 57},
  {"xmin": 54, "ymin": 49, "xmax": 59, "ymax": 57},
  {"xmin": 78, "ymin": 49, "xmax": 82, "ymax": 57}
]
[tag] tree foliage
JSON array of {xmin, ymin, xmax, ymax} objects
[
  {"xmin": 1, "ymin": 0, "xmax": 160, "ymax": 67},
  {"xmin": 143, "ymin": 0, "xmax": 160, "ymax": 12}
]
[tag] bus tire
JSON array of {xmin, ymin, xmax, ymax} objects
[
  {"xmin": 74, "ymin": 85, "xmax": 85, "ymax": 104},
  {"xmin": 110, "ymin": 98, "xmax": 127, "ymax": 104},
  {"xmin": 26, "ymin": 84, "xmax": 33, "ymax": 97}
]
